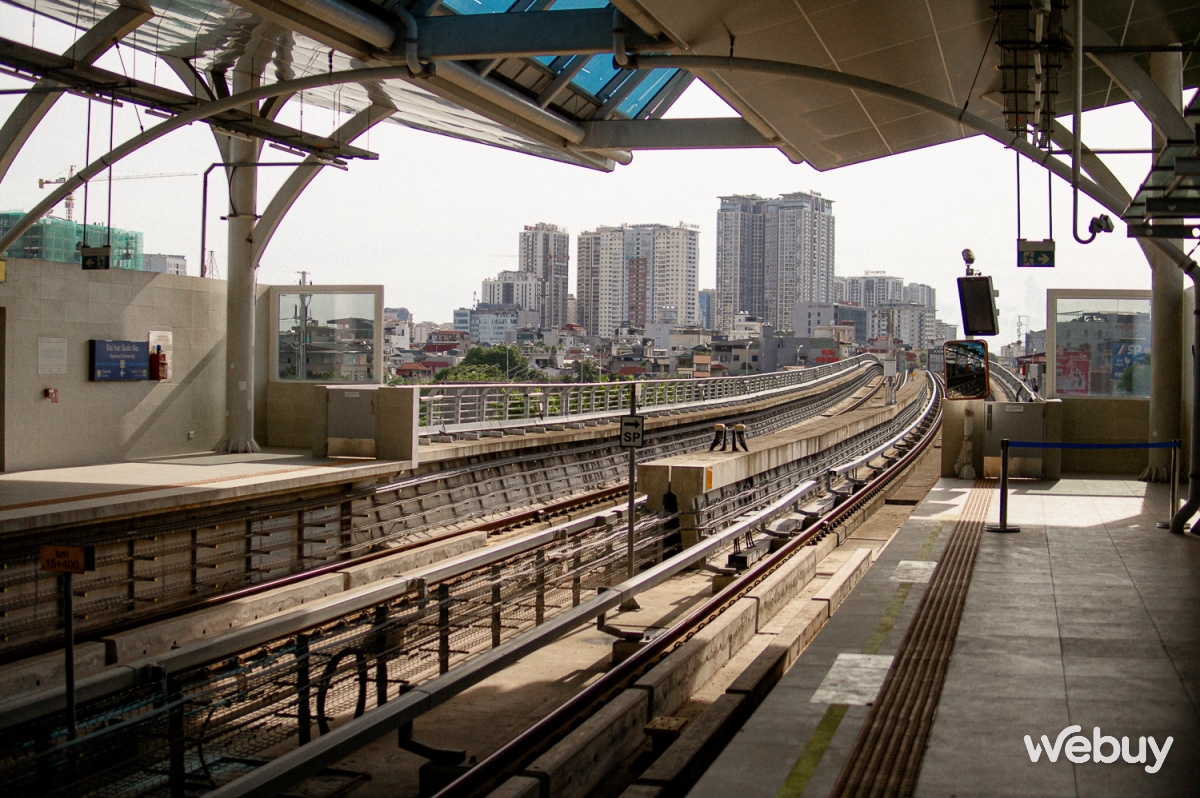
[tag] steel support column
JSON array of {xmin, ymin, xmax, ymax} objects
[
  {"xmin": 222, "ymin": 70, "xmax": 262, "ymax": 454},
  {"xmin": 0, "ymin": 1, "xmax": 152, "ymax": 184},
  {"xmin": 1146, "ymin": 48, "xmax": 1186, "ymax": 481}
]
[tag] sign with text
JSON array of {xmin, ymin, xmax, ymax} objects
[
  {"xmin": 89, "ymin": 339, "xmax": 149, "ymax": 381},
  {"xmin": 38, "ymin": 337, "xmax": 67, "ymax": 375},
  {"xmin": 40, "ymin": 544, "xmax": 95, "ymax": 573},
  {"xmin": 1056, "ymin": 350, "xmax": 1090, "ymax": 395},
  {"xmin": 620, "ymin": 415, "xmax": 645, "ymax": 448},
  {"xmin": 1111, "ymin": 342, "xmax": 1149, "ymax": 379}
]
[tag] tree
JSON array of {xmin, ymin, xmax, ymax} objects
[
  {"xmin": 560, "ymin": 359, "xmax": 599, "ymax": 383},
  {"xmin": 435, "ymin": 344, "xmax": 547, "ymax": 383},
  {"xmin": 460, "ymin": 344, "xmax": 529, "ymax": 374}
]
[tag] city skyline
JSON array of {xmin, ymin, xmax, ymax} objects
[{"xmin": 0, "ymin": 5, "xmax": 1171, "ymax": 343}]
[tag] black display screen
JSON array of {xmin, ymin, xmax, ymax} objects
[{"xmin": 957, "ymin": 276, "xmax": 999, "ymax": 336}]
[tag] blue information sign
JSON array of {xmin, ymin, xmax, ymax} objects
[
  {"xmin": 89, "ymin": 340, "xmax": 149, "ymax": 381},
  {"xmin": 1110, "ymin": 342, "xmax": 1148, "ymax": 380}
]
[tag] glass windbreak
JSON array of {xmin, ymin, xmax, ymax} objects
[
  {"xmin": 278, "ymin": 293, "xmax": 375, "ymax": 381},
  {"xmin": 1053, "ymin": 297, "xmax": 1151, "ymax": 397}
]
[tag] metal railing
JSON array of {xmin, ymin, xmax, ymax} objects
[
  {"xmin": 418, "ymin": 355, "xmax": 877, "ymax": 433},
  {"xmin": 988, "ymin": 357, "xmax": 1039, "ymax": 402}
]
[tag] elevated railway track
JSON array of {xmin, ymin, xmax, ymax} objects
[
  {"xmin": 0, "ymin": 358, "xmax": 879, "ymax": 662},
  {"xmin": 0, "ymin": 368, "xmax": 940, "ymax": 798}
]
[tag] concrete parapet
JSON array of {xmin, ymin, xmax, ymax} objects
[
  {"xmin": 101, "ymin": 573, "xmax": 344, "ymax": 663},
  {"xmin": 725, "ymin": 601, "xmax": 829, "ymax": 708},
  {"xmin": 617, "ymin": 787, "xmax": 663, "ymax": 798},
  {"xmin": 486, "ymin": 775, "xmax": 541, "ymax": 798},
  {"xmin": 633, "ymin": 598, "xmax": 758, "ymax": 717},
  {"xmin": 744, "ymin": 546, "xmax": 820, "ymax": 631},
  {"xmin": 812, "ymin": 547, "xmax": 872, "ymax": 612},
  {"xmin": 642, "ymin": 378, "xmax": 924, "ymax": 536},
  {"xmin": 636, "ymin": 693, "xmax": 747, "ymax": 798},
  {"xmin": 377, "ymin": 386, "xmax": 421, "ymax": 463},
  {"xmin": 0, "ymin": 642, "xmax": 108, "ymax": 700},
  {"xmin": 524, "ymin": 688, "xmax": 650, "ymax": 798},
  {"xmin": 338, "ymin": 532, "xmax": 487, "ymax": 590}
]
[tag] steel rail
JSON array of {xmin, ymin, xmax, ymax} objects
[
  {"xmin": 428, "ymin": 374, "xmax": 942, "ymax": 798},
  {"xmin": 200, "ymin": 375, "xmax": 942, "ymax": 798},
  {"xmin": 1, "ymin": 367, "xmax": 883, "ymax": 720},
  {"xmin": 0, "ymin": 363, "xmax": 878, "ymax": 660},
  {"xmin": 0, "ymin": 367, "xmax": 900, "ymax": 796}
]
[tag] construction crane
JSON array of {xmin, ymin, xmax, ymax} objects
[
  {"xmin": 38, "ymin": 170, "xmax": 196, "ymax": 221},
  {"xmin": 37, "ymin": 165, "xmax": 76, "ymax": 220}
]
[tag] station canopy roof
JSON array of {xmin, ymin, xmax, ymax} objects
[{"xmin": 8, "ymin": 0, "xmax": 1200, "ymax": 172}]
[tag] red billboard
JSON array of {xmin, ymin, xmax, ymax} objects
[{"xmin": 1056, "ymin": 350, "xmax": 1090, "ymax": 395}]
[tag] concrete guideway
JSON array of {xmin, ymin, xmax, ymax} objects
[
  {"xmin": 0, "ymin": 366, "xmax": 929, "ymax": 798},
  {"xmin": 466, "ymin": 425, "xmax": 944, "ymax": 798},
  {"xmin": 0, "ymin": 362, "xmax": 878, "ymax": 657}
]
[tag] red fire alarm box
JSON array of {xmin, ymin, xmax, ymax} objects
[{"xmin": 149, "ymin": 345, "xmax": 168, "ymax": 381}]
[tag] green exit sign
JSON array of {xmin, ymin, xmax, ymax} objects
[
  {"xmin": 81, "ymin": 245, "xmax": 111, "ymax": 270},
  {"xmin": 1018, "ymin": 238, "xmax": 1055, "ymax": 267}
]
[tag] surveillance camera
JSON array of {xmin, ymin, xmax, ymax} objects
[
  {"xmin": 1088, "ymin": 214, "xmax": 1114, "ymax": 235},
  {"xmin": 962, "ymin": 249, "xmax": 976, "ymax": 265}
]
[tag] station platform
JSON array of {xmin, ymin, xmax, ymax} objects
[
  {"xmin": 688, "ymin": 476, "xmax": 1200, "ymax": 798},
  {"xmin": 0, "ymin": 449, "xmax": 414, "ymax": 534}
]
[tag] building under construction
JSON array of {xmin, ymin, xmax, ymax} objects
[{"xmin": 0, "ymin": 213, "xmax": 143, "ymax": 270}]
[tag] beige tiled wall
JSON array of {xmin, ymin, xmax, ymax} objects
[{"xmin": 0, "ymin": 258, "xmax": 228, "ymax": 471}]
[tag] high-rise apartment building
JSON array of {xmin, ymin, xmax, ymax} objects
[
  {"xmin": 698, "ymin": 288, "xmax": 716, "ymax": 330},
  {"xmin": 653, "ymin": 223, "xmax": 700, "ymax": 326},
  {"xmin": 519, "ymin": 222, "xmax": 570, "ymax": 328},
  {"xmin": 842, "ymin": 271, "xmax": 905, "ymax": 308},
  {"xmin": 577, "ymin": 223, "xmax": 700, "ymax": 338},
  {"xmin": 715, "ymin": 192, "xmax": 835, "ymax": 333},
  {"xmin": 482, "ymin": 270, "xmax": 542, "ymax": 313},
  {"xmin": 830, "ymin": 276, "xmax": 848, "ymax": 305},
  {"xmin": 903, "ymin": 282, "xmax": 936, "ymax": 309}
]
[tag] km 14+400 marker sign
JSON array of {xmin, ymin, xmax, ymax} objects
[{"xmin": 620, "ymin": 415, "xmax": 645, "ymax": 448}]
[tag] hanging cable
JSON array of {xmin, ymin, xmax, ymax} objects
[
  {"xmin": 1047, "ymin": 156, "xmax": 1053, "ymax": 240},
  {"xmin": 960, "ymin": 14, "xmax": 999, "ymax": 121},
  {"xmin": 107, "ymin": 89, "xmax": 114, "ymax": 248},
  {"xmin": 1072, "ymin": 0, "xmax": 1096, "ymax": 244},
  {"xmin": 1015, "ymin": 149, "xmax": 1022, "ymax": 240},
  {"xmin": 82, "ymin": 98, "xmax": 91, "ymax": 248},
  {"xmin": 115, "ymin": 42, "xmax": 145, "ymax": 134}
]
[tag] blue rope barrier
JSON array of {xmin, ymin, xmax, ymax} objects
[{"xmin": 1006, "ymin": 440, "xmax": 1179, "ymax": 450}]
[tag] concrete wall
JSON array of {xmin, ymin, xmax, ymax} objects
[
  {"xmin": 266, "ymin": 380, "xmax": 315, "ymax": 448},
  {"xmin": 0, "ymin": 258, "xmax": 227, "ymax": 471},
  {"xmin": 1060, "ymin": 397, "xmax": 1150, "ymax": 474}
]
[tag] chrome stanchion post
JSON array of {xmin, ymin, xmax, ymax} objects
[{"xmin": 986, "ymin": 438, "xmax": 1020, "ymax": 533}]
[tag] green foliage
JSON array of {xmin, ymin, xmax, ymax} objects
[
  {"xmin": 557, "ymin": 359, "xmax": 599, "ymax": 383},
  {"xmin": 460, "ymin": 344, "xmax": 528, "ymax": 373},
  {"xmin": 434, "ymin": 345, "xmax": 547, "ymax": 383}
]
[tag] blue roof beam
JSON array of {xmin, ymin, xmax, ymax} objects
[
  {"xmin": 577, "ymin": 118, "xmax": 774, "ymax": 150},
  {"xmin": 417, "ymin": 9, "xmax": 664, "ymax": 61}
]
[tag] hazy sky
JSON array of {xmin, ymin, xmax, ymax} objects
[{"xmin": 2, "ymin": 5, "xmax": 1192, "ymax": 342}]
